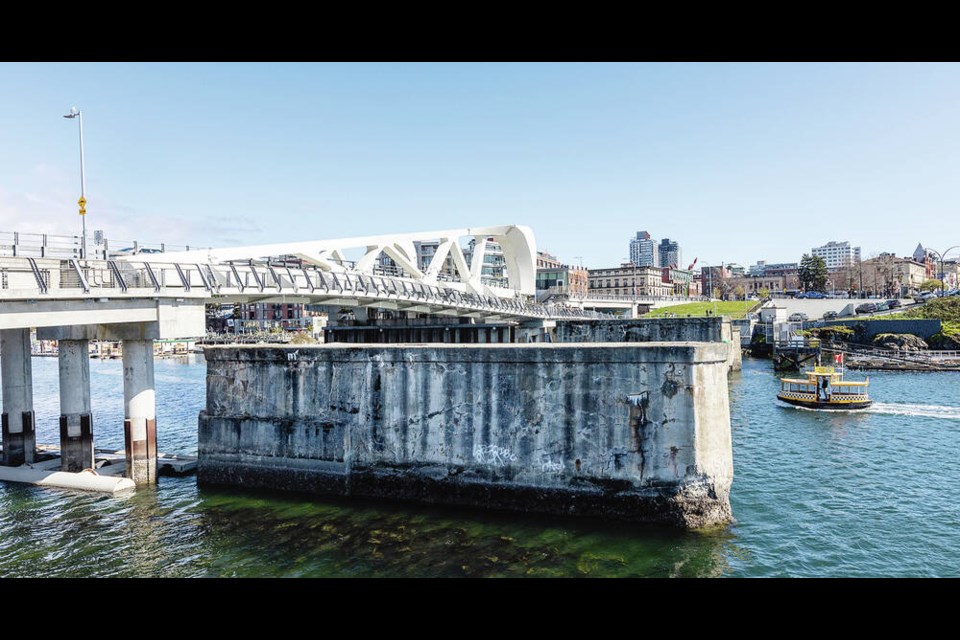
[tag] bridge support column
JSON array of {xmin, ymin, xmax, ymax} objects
[
  {"xmin": 1, "ymin": 329, "xmax": 35, "ymax": 466},
  {"xmin": 58, "ymin": 340, "xmax": 94, "ymax": 472},
  {"xmin": 122, "ymin": 339, "xmax": 156, "ymax": 485}
]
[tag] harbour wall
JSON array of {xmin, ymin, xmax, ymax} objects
[
  {"xmin": 555, "ymin": 317, "xmax": 741, "ymax": 371},
  {"xmin": 198, "ymin": 343, "xmax": 734, "ymax": 529},
  {"xmin": 818, "ymin": 318, "xmax": 942, "ymax": 340}
]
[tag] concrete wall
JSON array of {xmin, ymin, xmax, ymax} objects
[
  {"xmin": 554, "ymin": 317, "xmax": 741, "ymax": 371},
  {"xmin": 555, "ymin": 317, "xmax": 724, "ymax": 343},
  {"xmin": 819, "ymin": 318, "xmax": 942, "ymax": 340},
  {"xmin": 198, "ymin": 343, "xmax": 734, "ymax": 529}
]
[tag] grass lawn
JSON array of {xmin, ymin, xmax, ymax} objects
[{"xmin": 644, "ymin": 300, "xmax": 758, "ymax": 319}]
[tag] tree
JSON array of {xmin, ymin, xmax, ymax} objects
[
  {"xmin": 734, "ymin": 285, "xmax": 745, "ymax": 300},
  {"xmin": 920, "ymin": 279, "xmax": 944, "ymax": 292},
  {"xmin": 798, "ymin": 254, "xmax": 828, "ymax": 292},
  {"xmin": 758, "ymin": 286, "xmax": 770, "ymax": 300}
]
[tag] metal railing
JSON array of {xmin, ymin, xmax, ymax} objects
[
  {"xmin": 822, "ymin": 344, "xmax": 960, "ymax": 363},
  {"xmin": 0, "ymin": 256, "xmax": 608, "ymax": 321},
  {"xmin": 0, "ymin": 231, "xmax": 81, "ymax": 258},
  {"xmin": 577, "ymin": 293, "xmax": 704, "ymax": 303},
  {"xmin": 0, "ymin": 231, "xmax": 205, "ymax": 260}
]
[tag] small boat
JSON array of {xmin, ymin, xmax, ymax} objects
[{"xmin": 777, "ymin": 361, "xmax": 871, "ymax": 410}]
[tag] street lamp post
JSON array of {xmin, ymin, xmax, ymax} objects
[
  {"xmin": 927, "ymin": 246, "xmax": 959, "ymax": 295},
  {"xmin": 63, "ymin": 106, "xmax": 87, "ymax": 260}
]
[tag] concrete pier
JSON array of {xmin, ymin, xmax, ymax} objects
[
  {"xmin": 58, "ymin": 339, "xmax": 94, "ymax": 472},
  {"xmin": 199, "ymin": 343, "xmax": 734, "ymax": 529},
  {"xmin": 555, "ymin": 317, "xmax": 742, "ymax": 371},
  {"xmin": 122, "ymin": 339, "xmax": 157, "ymax": 484},
  {"xmin": 1, "ymin": 328, "xmax": 35, "ymax": 465}
]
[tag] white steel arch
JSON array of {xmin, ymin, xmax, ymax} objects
[{"xmin": 124, "ymin": 225, "xmax": 538, "ymax": 298}]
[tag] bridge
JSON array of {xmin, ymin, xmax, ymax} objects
[
  {"xmin": 1, "ymin": 224, "xmax": 620, "ymax": 490},
  {"xmin": 1, "ymin": 226, "xmax": 611, "ymax": 326}
]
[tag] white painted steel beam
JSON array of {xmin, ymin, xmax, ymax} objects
[{"xmin": 120, "ymin": 225, "xmax": 538, "ymax": 297}]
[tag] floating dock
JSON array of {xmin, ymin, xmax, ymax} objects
[{"xmin": 0, "ymin": 444, "xmax": 196, "ymax": 494}]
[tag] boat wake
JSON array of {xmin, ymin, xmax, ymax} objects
[
  {"xmin": 776, "ymin": 401, "xmax": 870, "ymax": 414},
  {"xmin": 866, "ymin": 403, "xmax": 960, "ymax": 420},
  {"xmin": 775, "ymin": 400, "xmax": 960, "ymax": 419}
]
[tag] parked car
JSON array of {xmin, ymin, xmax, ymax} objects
[
  {"xmin": 856, "ymin": 303, "xmax": 878, "ymax": 314},
  {"xmin": 789, "ymin": 312, "xmax": 808, "ymax": 322},
  {"xmin": 919, "ymin": 291, "xmax": 937, "ymax": 302},
  {"xmin": 822, "ymin": 311, "xmax": 838, "ymax": 320},
  {"xmin": 875, "ymin": 302, "xmax": 889, "ymax": 312},
  {"xmin": 803, "ymin": 291, "xmax": 826, "ymax": 299},
  {"xmin": 885, "ymin": 299, "xmax": 901, "ymax": 309}
]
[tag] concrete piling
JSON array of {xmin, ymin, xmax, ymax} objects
[
  {"xmin": 122, "ymin": 339, "xmax": 157, "ymax": 484},
  {"xmin": 1, "ymin": 328, "xmax": 36, "ymax": 466},
  {"xmin": 58, "ymin": 339, "xmax": 94, "ymax": 472}
]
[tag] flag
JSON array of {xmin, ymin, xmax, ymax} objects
[{"xmin": 834, "ymin": 353, "xmax": 843, "ymax": 364}]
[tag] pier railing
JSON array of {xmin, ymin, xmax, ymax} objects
[
  {"xmin": 822, "ymin": 344, "xmax": 960, "ymax": 364},
  {"xmin": 0, "ymin": 256, "xmax": 608, "ymax": 322},
  {"xmin": 0, "ymin": 231, "xmax": 202, "ymax": 260}
]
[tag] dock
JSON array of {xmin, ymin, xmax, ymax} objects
[{"xmin": 0, "ymin": 444, "xmax": 197, "ymax": 494}]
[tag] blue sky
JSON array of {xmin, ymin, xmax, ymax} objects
[{"xmin": 2, "ymin": 62, "xmax": 959, "ymax": 268}]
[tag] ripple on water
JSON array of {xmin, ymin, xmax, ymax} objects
[{"xmin": 2, "ymin": 355, "xmax": 960, "ymax": 576}]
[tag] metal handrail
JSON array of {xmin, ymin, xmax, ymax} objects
[{"xmin": 0, "ymin": 256, "xmax": 611, "ymax": 321}]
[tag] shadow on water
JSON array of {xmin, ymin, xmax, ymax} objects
[{"xmin": 190, "ymin": 486, "xmax": 742, "ymax": 578}]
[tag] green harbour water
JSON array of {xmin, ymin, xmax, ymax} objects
[{"xmin": 1, "ymin": 354, "xmax": 959, "ymax": 577}]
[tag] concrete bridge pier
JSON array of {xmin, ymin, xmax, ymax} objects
[
  {"xmin": 0, "ymin": 328, "xmax": 36, "ymax": 466},
  {"xmin": 58, "ymin": 340, "xmax": 94, "ymax": 472},
  {"xmin": 122, "ymin": 339, "xmax": 157, "ymax": 485}
]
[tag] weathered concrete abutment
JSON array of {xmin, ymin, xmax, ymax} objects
[
  {"xmin": 198, "ymin": 343, "xmax": 733, "ymax": 529},
  {"xmin": 555, "ymin": 317, "xmax": 742, "ymax": 371}
]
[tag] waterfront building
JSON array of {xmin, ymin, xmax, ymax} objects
[
  {"xmin": 747, "ymin": 261, "xmax": 799, "ymax": 278},
  {"xmin": 661, "ymin": 266, "xmax": 695, "ymax": 296},
  {"xmin": 658, "ymin": 238, "xmax": 681, "ymax": 269},
  {"xmin": 812, "ymin": 240, "xmax": 862, "ymax": 270},
  {"xmin": 700, "ymin": 265, "xmax": 732, "ymax": 298},
  {"xmin": 536, "ymin": 250, "xmax": 563, "ymax": 269},
  {"xmin": 724, "ymin": 274, "xmax": 798, "ymax": 298},
  {"xmin": 413, "ymin": 240, "xmax": 456, "ymax": 277},
  {"xmin": 726, "ymin": 263, "xmax": 746, "ymax": 277},
  {"xmin": 464, "ymin": 238, "xmax": 508, "ymax": 288},
  {"xmin": 237, "ymin": 302, "xmax": 307, "ymax": 331},
  {"xmin": 588, "ymin": 263, "xmax": 672, "ymax": 297},
  {"xmin": 861, "ymin": 254, "xmax": 928, "ymax": 297},
  {"xmin": 629, "ymin": 231, "xmax": 660, "ymax": 268},
  {"xmin": 914, "ymin": 242, "xmax": 954, "ymax": 281},
  {"xmin": 536, "ymin": 251, "xmax": 589, "ymax": 298}
]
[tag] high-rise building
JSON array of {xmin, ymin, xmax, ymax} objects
[
  {"xmin": 811, "ymin": 241, "xmax": 861, "ymax": 270},
  {"xmin": 629, "ymin": 231, "xmax": 659, "ymax": 267},
  {"xmin": 658, "ymin": 238, "xmax": 681, "ymax": 269}
]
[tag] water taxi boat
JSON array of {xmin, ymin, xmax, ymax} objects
[{"xmin": 777, "ymin": 364, "xmax": 871, "ymax": 410}]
